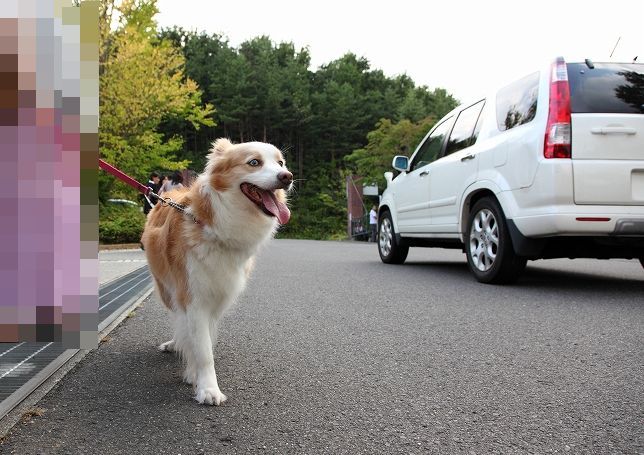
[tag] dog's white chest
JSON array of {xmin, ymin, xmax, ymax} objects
[{"xmin": 187, "ymin": 246, "xmax": 250, "ymax": 312}]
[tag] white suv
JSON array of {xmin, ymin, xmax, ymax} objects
[{"xmin": 378, "ymin": 57, "xmax": 644, "ymax": 283}]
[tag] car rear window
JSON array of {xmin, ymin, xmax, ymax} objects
[
  {"xmin": 496, "ymin": 72, "xmax": 539, "ymax": 131},
  {"xmin": 567, "ymin": 62, "xmax": 644, "ymax": 114}
]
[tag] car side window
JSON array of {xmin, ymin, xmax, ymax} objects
[
  {"xmin": 444, "ymin": 100, "xmax": 486, "ymax": 156},
  {"xmin": 410, "ymin": 117, "xmax": 453, "ymax": 172}
]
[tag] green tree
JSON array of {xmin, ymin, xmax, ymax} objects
[
  {"xmin": 159, "ymin": 30, "xmax": 314, "ymax": 174},
  {"xmin": 344, "ymin": 117, "xmax": 438, "ymax": 188},
  {"xmin": 99, "ymin": 0, "xmax": 214, "ymax": 202},
  {"xmin": 398, "ymin": 86, "xmax": 459, "ymax": 122},
  {"xmin": 277, "ymin": 162, "xmax": 347, "ymax": 240}
]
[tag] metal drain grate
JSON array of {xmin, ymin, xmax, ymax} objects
[
  {"xmin": 99, "ymin": 266, "xmax": 151, "ymax": 324},
  {"xmin": 0, "ymin": 265, "xmax": 152, "ymax": 419},
  {"xmin": 0, "ymin": 343, "xmax": 67, "ymax": 402}
]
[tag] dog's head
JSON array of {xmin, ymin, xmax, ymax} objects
[{"xmin": 205, "ymin": 138, "xmax": 292, "ymax": 224}]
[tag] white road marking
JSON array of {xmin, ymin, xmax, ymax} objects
[
  {"xmin": 99, "ymin": 268, "xmax": 149, "ymax": 301},
  {"xmin": 99, "ymin": 275, "xmax": 151, "ymax": 311},
  {"xmin": 0, "ymin": 342, "xmax": 25, "ymax": 358},
  {"xmin": 0, "ymin": 343, "xmax": 52, "ymax": 379}
]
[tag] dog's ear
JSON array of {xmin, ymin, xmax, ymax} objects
[
  {"xmin": 210, "ymin": 138, "xmax": 233, "ymax": 158},
  {"xmin": 204, "ymin": 138, "xmax": 234, "ymax": 177}
]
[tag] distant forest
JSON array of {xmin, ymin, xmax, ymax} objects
[{"xmin": 99, "ymin": 0, "xmax": 459, "ymax": 239}]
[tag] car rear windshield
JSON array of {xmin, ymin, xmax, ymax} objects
[{"xmin": 567, "ymin": 62, "xmax": 644, "ymax": 114}]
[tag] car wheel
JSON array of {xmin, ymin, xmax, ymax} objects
[
  {"xmin": 378, "ymin": 211, "xmax": 409, "ymax": 264},
  {"xmin": 465, "ymin": 197, "xmax": 527, "ymax": 284}
]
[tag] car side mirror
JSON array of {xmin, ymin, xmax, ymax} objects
[{"xmin": 392, "ymin": 155, "xmax": 409, "ymax": 172}]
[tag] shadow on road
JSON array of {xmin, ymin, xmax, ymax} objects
[
  {"xmin": 394, "ymin": 259, "xmax": 643, "ymax": 296},
  {"xmin": 518, "ymin": 266, "xmax": 644, "ymax": 293},
  {"xmin": 404, "ymin": 261, "xmax": 469, "ymax": 272}
]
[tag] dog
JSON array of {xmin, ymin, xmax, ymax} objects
[{"xmin": 141, "ymin": 138, "xmax": 292, "ymax": 405}]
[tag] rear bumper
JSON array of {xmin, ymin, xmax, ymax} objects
[
  {"xmin": 511, "ymin": 211, "xmax": 644, "ymax": 237},
  {"xmin": 499, "ymin": 159, "xmax": 644, "ymax": 237},
  {"xmin": 506, "ymin": 215, "xmax": 644, "ymax": 260}
]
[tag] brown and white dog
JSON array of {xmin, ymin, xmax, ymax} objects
[{"xmin": 141, "ymin": 138, "xmax": 292, "ymax": 405}]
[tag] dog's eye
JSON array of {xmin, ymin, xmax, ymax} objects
[
  {"xmin": 277, "ymin": 160, "xmax": 284, "ymax": 167},
  {"xmin": 247, "ymin": 159, "xmax": 261, "ymax": 167}
]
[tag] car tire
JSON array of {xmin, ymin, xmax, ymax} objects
[
  {"xmin": 378, "ymin": 211, "xmax": 409, "ymax": 264},
  {"xmin": 465, "ymin": 197, "xmax": 527, "ymax": 284}
]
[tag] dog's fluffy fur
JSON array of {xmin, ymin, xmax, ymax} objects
[{"xmin": 141, "ymin": 139, "xmax": 292, "ymax": 405}]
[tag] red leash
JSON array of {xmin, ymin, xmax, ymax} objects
[
  {"xmin": 99, "ymin": 159, "xmax": 153, "ymax": 196},
  {"xmin": 98, "ymin": 159, "xmax": 199, "ymax": 224}
]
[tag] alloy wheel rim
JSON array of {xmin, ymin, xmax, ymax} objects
[
  {"xmin": 469, "ymin": 208, "xmax": 499, "ymax": 272},
  {"xmin": 379, "ymin": 218, "xmax": 392, "ymax": 256}
]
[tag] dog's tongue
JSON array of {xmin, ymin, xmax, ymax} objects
[{"xmin": 260, "ymin": 190, "xmax": 291, "ymax": 224}]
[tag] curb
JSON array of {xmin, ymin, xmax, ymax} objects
[{"xmin": 99, "ymin": 243, "xmax": 142, "ymax": 251}]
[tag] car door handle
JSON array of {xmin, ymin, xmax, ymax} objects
[
  {"xmin": 460, "ymin": 154, "xmax": 475, "ymax": 162},
  {"xmin": 591, "ymin": 127, "xmax": 636, "ymax": 135},
  {"xmin": 419, "ymin": 170, "xmax": 430, "ymax": 177}
]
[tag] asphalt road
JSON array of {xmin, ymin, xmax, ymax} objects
[{"xmin": 1, "ymin": 240, "xmax": 643, "ymax": 454}]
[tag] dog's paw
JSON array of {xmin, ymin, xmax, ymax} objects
[
  {"xmin": 194, "ymin": 387, "xmax": 227, "ymax": 406},
  {"xmin": 158, "ymin": 339, "xmax": 175, "ymax": 353}
]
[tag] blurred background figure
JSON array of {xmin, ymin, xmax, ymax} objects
[
  {"xmin": 369, "ymin": 205, "xmax": 377, "ymax": 242},
  {"xmin": 159, "ymin": 170, "xmax": 184, "ymax": 195},
  {"xmin": 143, "ymin": 171, "xmax": 161, "ymax": 215}
]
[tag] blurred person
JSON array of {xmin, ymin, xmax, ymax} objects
[
  {"xmin": 369, "ymin": 205, "xmax": 378, "ymax": 242},
  {"xmin": 143, "ymin": 171, "xmax": 161, "ymax": 215},
  {"xmin": 159, "ymin": 170, "xmax": 184, "ymax": 195}
]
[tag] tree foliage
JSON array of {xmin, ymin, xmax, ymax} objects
[
  {"xmin": 98, "ymin": 0, "xmax": 214, "ymax": 202},
  {"xmin": 344, "ymin": 117, "xmax": 438, "ymax": 189}
]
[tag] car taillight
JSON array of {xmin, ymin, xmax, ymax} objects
[{"xmin": 544, "ymin": 57, "xmax": 571, "ymax": 159}]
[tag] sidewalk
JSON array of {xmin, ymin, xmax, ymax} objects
[{"xmin": 99, "ymin": 247, "xmax": 147, "ymax": 286}]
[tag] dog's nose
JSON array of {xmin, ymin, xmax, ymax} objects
[{"xmin": 278, "ymin": 171, "xmax": 293, "ymax": 187}]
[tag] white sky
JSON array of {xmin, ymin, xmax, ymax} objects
[{"xmin": 155, "ymin": 0, "xmax": 643, "ymax": 104}]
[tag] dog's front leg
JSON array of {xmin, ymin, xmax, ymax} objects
[{"xmin": 186, "ymin": 305, "xmax": 227, "ymax": 406}]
